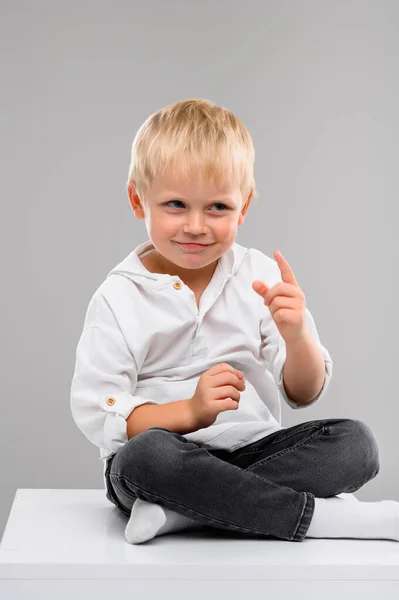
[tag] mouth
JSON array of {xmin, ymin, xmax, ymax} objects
[{"xmin": 175, "ymin": 242, "xmax": 213, "ymax": 250}]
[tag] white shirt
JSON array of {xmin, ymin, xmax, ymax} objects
[{"xmin": 70, "ymin": 239, "xmax": 333, "ymax": 488}]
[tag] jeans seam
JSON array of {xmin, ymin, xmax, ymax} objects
[{"xmin": 106, "ymin": 458, "xmax": 134, "ymax": 515}]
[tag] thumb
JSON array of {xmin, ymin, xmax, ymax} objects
[{"xmin": 252, "ymin": 280, "xmax": 269, "ymax": 296}]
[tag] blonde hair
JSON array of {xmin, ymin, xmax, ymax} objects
[{"xmin": 126, "ymin": 98, "xmax": 258, "ymax": 209}]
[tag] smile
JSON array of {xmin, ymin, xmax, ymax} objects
[{"xmin": 176, "ymin": 242, "xmax": 212, "ymax": 250}]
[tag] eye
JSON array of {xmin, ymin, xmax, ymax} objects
[{"xmin": 165, "ymin": 201, "xmax": 228, "ymax": 211}]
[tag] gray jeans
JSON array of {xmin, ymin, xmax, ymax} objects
[{"xmin": 105, "ymin": 418, "xmax": 380, "ymax": 542}]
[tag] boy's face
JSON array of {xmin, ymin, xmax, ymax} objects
[{"xmin": 128, "ymin": 165, "xmax": 252, "ymax": 281}]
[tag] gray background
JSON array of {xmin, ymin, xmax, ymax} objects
[{"xmin": 1, "ymin": 0, "xmax": 398, "ymax": 539}]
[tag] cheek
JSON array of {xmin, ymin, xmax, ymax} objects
[
  {"xmin": 214, "ymin": 217, "xmax": 237, "ymax": 229},
  {"xmin": 221, "ymin": 220, "xmax": 240, "ymax": 234},
  {"xmin": 151, "ymin": 214, "xmax": 174, "ymax": 231}
]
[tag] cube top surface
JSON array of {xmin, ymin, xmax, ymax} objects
[{"xmin": 1, "ymin": 489, "xmax": 399, "ymax": 581}]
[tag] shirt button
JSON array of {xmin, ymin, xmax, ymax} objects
[
  {"xmin": 173, "ymin": 281, "xmax": 182, "ymax": 289},
  {"xmin": 106, "ymin": 397, "xmax": 116, "ymax": 406}
]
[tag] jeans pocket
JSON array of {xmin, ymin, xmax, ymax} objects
[
  {"xmin": 238, "ymin": 423, "xmax": 323, "ymax": 460},
  {"xmin": 240, "ymin": 425, "xmax": 326, "ymax": 471}
]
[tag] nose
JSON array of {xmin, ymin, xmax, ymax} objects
[{"xmin": 183, "ymin": 214, "xmax": 208, "ymax": 234}]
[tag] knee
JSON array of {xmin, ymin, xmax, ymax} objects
[
  {"xmin": 345, "ymin": 419, "xmax": 380, "ymax": 479},
  {"xmin": 118, "ymin": 427, "xmax": 178, "ymax": 481}
]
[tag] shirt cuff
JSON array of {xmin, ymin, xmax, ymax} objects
[
  {"xmin": 274, "ymin": 347, "xmax": 333, "ymax": 410},
  {"xmin": 102, "ymin": 394, "xmax": 158, "ymax": 453}
]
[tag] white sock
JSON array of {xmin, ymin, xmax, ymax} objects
[
  {"xmin": 124, "ymin": 494, "xmax": 399, "ymax": 544},
  {"xmin": 125, "ymin": 498, "xmax": 202, "ymax": 544},
  {"xmin": 335, "ymin": 492, "xmax": 359, "ymax": 502},
  {"xmin": 306, "ymin": 497, "xmax": 399, "ymax": 541}
]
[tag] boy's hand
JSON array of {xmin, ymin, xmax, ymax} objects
[
  {"xmin": 188, "ymin": 363, "xmax": 246, "ymax": 430},
  {"xmin": 252, "ymin": 250, "xmax": 308, "ymax": 344}
]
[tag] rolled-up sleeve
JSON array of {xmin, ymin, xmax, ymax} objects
[
  {"xmin": 260, "ymin": 306, "xmax": 333, "ymax": 410},
  {"xmin": 70, "ymin": 326, "xmax": 158, "ymax": 454}
]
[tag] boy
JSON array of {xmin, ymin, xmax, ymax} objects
[{"xmin": 70, "ymin": 98, "xmax": 398, "ymax": 544}]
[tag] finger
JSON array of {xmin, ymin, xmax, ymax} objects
[
  {"xmin": 265, "ymin": 282, "xmax": 300, "ymax": 306},
  {"xmin": 268, "ymin": 296, "xmax": 298, "ymax": 315},
  {"xmin": 275, "ymin": 251, "xmax": 298, "ymax": 286}
]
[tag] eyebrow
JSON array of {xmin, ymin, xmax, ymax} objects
[{"xmin": 159, "ymin": 194, "xmax": 234, "ymax": 204}]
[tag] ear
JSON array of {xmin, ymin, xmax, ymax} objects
[
  {"xmin": 238, "ymin": 190, "xmax": 253, "ymax": 224},
  {"xmin": 128, "ymin": 182, "xmax": 145, "ymax": 219}
]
